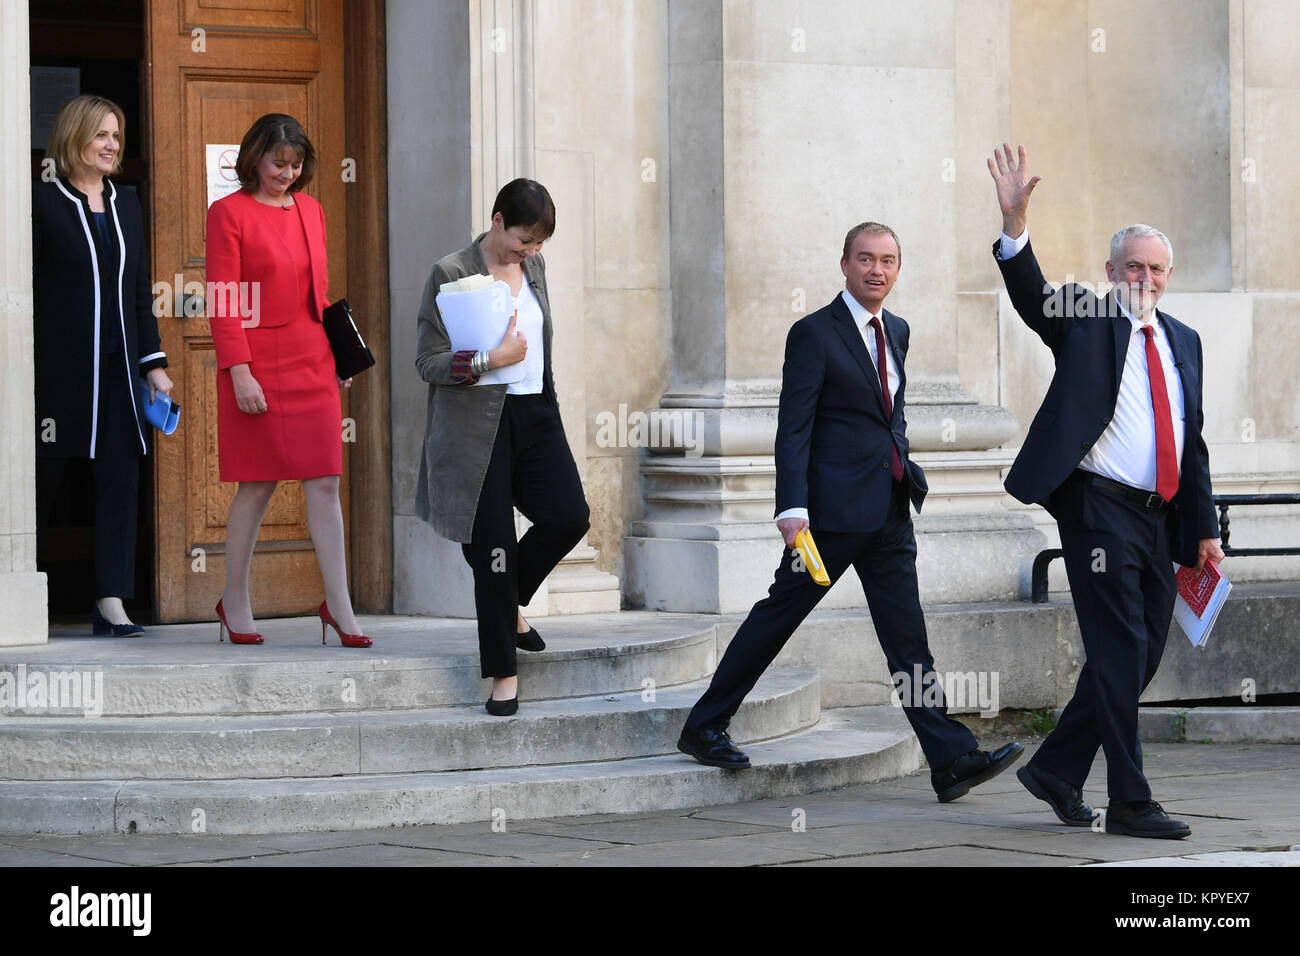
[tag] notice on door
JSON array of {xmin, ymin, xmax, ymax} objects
[{"xmin": 206, "ymin": 145, "xmax": 242, "ymax": 208}]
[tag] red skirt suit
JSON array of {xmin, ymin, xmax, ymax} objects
[{"xmin": 205, "ymin": 189, "xmax": 341, "ymax": 481}]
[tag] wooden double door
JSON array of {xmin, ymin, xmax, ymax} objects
[{"xmin": 145, "ymin": 0, "xmax": 389, "ymax": 621}]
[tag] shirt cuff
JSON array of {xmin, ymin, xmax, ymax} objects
[
  {"xmin": 450, "ymin": 349, "xmax": 482, "ymax": 385},
  {"xmin": 775, "ymin": 507, "xmax": 809, "ymax": 523},
  {"xmin": 998, "ymin": 227, "xmax": 1030, "ymax": 260},
  {"xmin": 138, "ymin": 352, "xmax": 168, "ymax": 373}
]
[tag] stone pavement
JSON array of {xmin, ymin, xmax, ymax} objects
[{"xmin": 2, "ymin": 739, "xmax": 1298, "ymax": 867}]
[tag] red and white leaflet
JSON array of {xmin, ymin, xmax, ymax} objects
[{"xmin": 1172, "ymin": 560, "xmax": 1232, "ymax": 647}]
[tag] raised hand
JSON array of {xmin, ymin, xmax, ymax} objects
[{"xmin": 987, "ymin": 142, "xmax": 1041, "ymax": 239}]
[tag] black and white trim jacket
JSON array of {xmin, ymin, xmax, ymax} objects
[{"xmin": 32, "ymin": 176, "xmax": 167, "ymax": 458}]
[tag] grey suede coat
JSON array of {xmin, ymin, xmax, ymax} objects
[{"xmin": 414, "ymin": 235, "xmax": 555, "ymax": 543}]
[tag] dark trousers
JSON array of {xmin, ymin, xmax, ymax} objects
[
  {"xmin": 35, "ymin": 361, "xmax": 142, "ymax": 600},
  {"xmin": 463, "ymin": 393, "xmax": 590, "ymax": 678},
  {"xmin": 685, "ymin": 482, "xmax": 977, "ymax": 771},
  {"xmin": 1029, "ymin": 471, "xmax": 1177, "ymax": 803}
]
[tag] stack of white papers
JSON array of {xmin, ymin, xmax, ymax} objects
[
  {"xmin": 1172, "ymin": 560, "xmax": 1232, "ymax": 647},
  {"xmin": 435, "ymin": 275, "xmax": 525, "ymax": 386}
]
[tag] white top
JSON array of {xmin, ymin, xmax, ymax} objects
[
  {"xmin": 998, "ymin": 228, "xmax": 1186, "ymax": 492},
  {"xmin": 506, "ymin": 280, "xmax": 545, "ymax": 395},
  {"xmin": 774, "ymin": 290, "xmax": 901, "ymax": 525}
]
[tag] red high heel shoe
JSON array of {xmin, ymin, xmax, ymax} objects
[
  {"xmin": 319, "ymin": 602, "xmax": 372, "ymax": 648},
  {"xmin": 216, "ymin": 599, "xmax": 263, "ymax": 645}
]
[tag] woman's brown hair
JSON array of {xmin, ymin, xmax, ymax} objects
[{"xmin": 234, "ymin": 113, "xmax": 316, "ymax": 192}]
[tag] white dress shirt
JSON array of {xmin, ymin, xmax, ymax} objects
[
  {"xmin": 776, "ymin": 290, "xmax": 900, "ymax": 525},
  {"xmin": 998, "ymin": 228, "xmax": 1186, "ymax": 492},
  {"xmin": 505, "ymin": 280, "xmax": 545, "ymax": 395}
]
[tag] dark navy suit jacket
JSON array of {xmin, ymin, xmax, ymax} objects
[
  {"xmin": 995, "ymin": 239, "xmax": 1218, "ymax": 567},
  {"xmin": 774, "ymin": 293, "xmax": 927, "ymax": 533}
]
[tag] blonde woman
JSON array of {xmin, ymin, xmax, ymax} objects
[{"xmin": 32, "ymin": 95, "xmax": 173, "ymax": 636}]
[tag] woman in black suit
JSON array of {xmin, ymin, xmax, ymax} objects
[{"xmin": 32, "ymin": 95, "xmax": 173, "ymax": 635}]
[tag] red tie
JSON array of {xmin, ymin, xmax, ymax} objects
[
  {"xmin": 870, "ymin": 317, "xmax": 905, "ymax": 482},
  {"xmin": 1142, "ymin": 324, "xmax": 1179, "ymax": 502}
]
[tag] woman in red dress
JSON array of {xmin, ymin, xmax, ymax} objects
[{"xmin": 205, "ymin": 114, "xmax": 369, "ymax": 647}]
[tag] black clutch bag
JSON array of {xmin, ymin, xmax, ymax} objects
[{"xmin": 322, "ymin": 298, "xmax": 376, "ymax": 379}]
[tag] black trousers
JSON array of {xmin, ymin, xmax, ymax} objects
[
  {"xmin": 1028, "ymin": 471, "xmax": 1177, "ymax": 803},
  {"xmin": 36, "ymin": 360, "xmax": 142, "ymax": 600},
  {"xmin": 685, "ymin": 481, "xmax": 977, "ymax": 771},
  {"xmin": 463, "ymin": 393, "xmax": 590, "ymax": 678}
]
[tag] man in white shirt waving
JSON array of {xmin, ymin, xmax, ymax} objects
[{"xmin": 989, "ymin": 143, "xmax": 1223, "ymax": 839}]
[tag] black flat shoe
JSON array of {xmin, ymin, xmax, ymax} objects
[
  {"xmin": 677, "ymin": 726, "xmax": 751, "ymax": 769},
  {"xmin": 91, "ymin": 605, "xmax": 145, "ymax": 638},
  {"xmin": 516, "ymin": 627, "xmax": 545, "ymax": 652},
  {"xmin": 485, "ymin": 695, "xmax": 518, "ymax": 717},
  {"xmin": 931, "ymin": 741, "xmax": 1024, "ymax": 802},
  {"xmin": 1105, "ymin": 800, "xmax": 1191, "ymax": 839},
  {"xmin": 1017, "ymin": 763, "xmax": 1096, "ymax": 826}
]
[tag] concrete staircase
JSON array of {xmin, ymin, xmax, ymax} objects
[{"xmin": 0, "ymin": 612, "xmax": 920, "ymax": 834}]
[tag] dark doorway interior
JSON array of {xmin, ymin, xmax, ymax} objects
[{"xmin": 30, "ymin": 0, "xmax": 154, "ymax": 627}]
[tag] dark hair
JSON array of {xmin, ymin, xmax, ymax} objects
[
  {"xmin": 491, "ymin": 178, "xmax": 556, "ymax": 238},
  {"xmin": 234, "ymin": 114, "xmax": 316, "ymax": 192},
  {"xmin": 842, "ymin": 221, "xmax": 902, "ymax": 263}
]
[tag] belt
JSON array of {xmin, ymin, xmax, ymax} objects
[{"xmin": 1075, "ymin": 470, "xmax": 1170, "ymax": 511}]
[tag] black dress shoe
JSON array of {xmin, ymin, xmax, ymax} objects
[
  {"xmin": 931, "ymin": 742, "xmax": 1024, "ymax": 802},
  {"xmin": 1105, "ymin": 800, "xmax": 1191, "ymax": 839},
  {"xmin": 485, "ymin": 695, "xmax": 518, "ymax": 717},
  {"xmin": 515, "ymin": 627, "xmax": 545, "ymax": 652},
  {"xmin": 677, "ymin": 727, "xmax": 751, "ymax": 769},
  {"xmin": 1017, "ymin": 763, "xmax": 1096, "ymax": 826}
]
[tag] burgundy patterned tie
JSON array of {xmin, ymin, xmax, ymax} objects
[
  {"xmin": 870, "ymin": 317, "xmax": 905, "ymax": 482},
  {"xmin": 1142, "ymin": 324, "xmax": 1179, "ymax": 502}
]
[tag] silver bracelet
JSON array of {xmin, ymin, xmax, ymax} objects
[{"xmin": 472, "ymin": 350, "xmax": 491, "ymax": 376}]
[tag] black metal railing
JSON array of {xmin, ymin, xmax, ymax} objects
[{"xmin": 1030, "ymin": 493, "xmax": 1300, "ymax": 602}]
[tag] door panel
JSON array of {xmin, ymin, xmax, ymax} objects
[{"xmin": 148, "ymin": 0, "xmax": 347, "ymax": 622}]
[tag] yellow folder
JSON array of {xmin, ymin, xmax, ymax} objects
[{"xmin": 795, "ymin": 528, "xmax": 831, "ymax": 586}]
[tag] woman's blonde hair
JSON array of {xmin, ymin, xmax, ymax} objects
[{"xmin": 45, "ymin": 95, "xmax": 126, "ymax": 179}]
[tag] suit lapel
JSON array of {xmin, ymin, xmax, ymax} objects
[
  {"xmin": 831, "ymin": 294, "xmax": 888, "ymax": 414},
  {"xmin": 1158, "ymin": 311, "xmax": 1195, "ymax": 445},
  {"xmin": 1109, "ymin": 298, "xmax": 1129, "ymax": 401},
  {"xmin": 295, "ymin": 199, "xmax": 328, "ymax": 319},
  {"xmin": 882, "ymin": 309, "xmax": 906, "ymax": 414}
]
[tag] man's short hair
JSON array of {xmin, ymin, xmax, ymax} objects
[
  {"xmin": 1109, "ymin": 223, "xmax": 1173, "ymax": 269},
  {"xmin": 842, "ymin": 221, "xmax": 901, "ymax": 262}
]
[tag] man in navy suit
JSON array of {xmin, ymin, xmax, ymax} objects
[
  {"xmin": 678, "ymin": 222, "xmax": 1024, "ymax": 802},
  {"xmin": 988, "ymin": 144, "xmax": 1223, "ymax": 838}
]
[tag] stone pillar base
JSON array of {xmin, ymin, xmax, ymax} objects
[{"xmin": 0, "ymin": 572, "xmax": 48, "ymax": 647}]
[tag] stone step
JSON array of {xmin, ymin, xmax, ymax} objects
[
  {"xmin": 1139, "ymin": 705, "xmax": 1300, "ymax": 744},
  {"xmin": 0, "ymin": 670, "xmax": 820, "ymax": 780},
  {"xmin": 0, "ymin": 705, "xmax": 921, "ymax": 834},
  {"xmin": 0, "ymin": 612, "xmax": 718, "ymax": 716}
]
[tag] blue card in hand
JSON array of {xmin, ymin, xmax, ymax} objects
[{"xmin": 136, "ymin": 380, "xmax": 181, "ymax": 435}]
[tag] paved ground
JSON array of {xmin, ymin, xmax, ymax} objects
[{"xmin": 3, "ymin": 739, "xmax": 1298, "ymax": 867}]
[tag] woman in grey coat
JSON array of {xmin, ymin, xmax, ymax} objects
[{"xmin": 415, "ymin": 179, "xmax": 590, "ymax": 715}]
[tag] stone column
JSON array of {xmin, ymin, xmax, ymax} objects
[
  {"xmin": 624, "ymin": 0, "xmax": 1044, "ymax": 613},
  {"xmin": 1, "ymin": 0, "xmax": 49, "ymax": 646}
]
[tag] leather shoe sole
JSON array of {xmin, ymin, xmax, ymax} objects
[
  {"xmin": 934, "ymin": 742, "xmax": 1024, "ymax": 803},
  {"xmin": 1016, "ymin": 764, "xmax": 1095, "ymax": 827}
]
